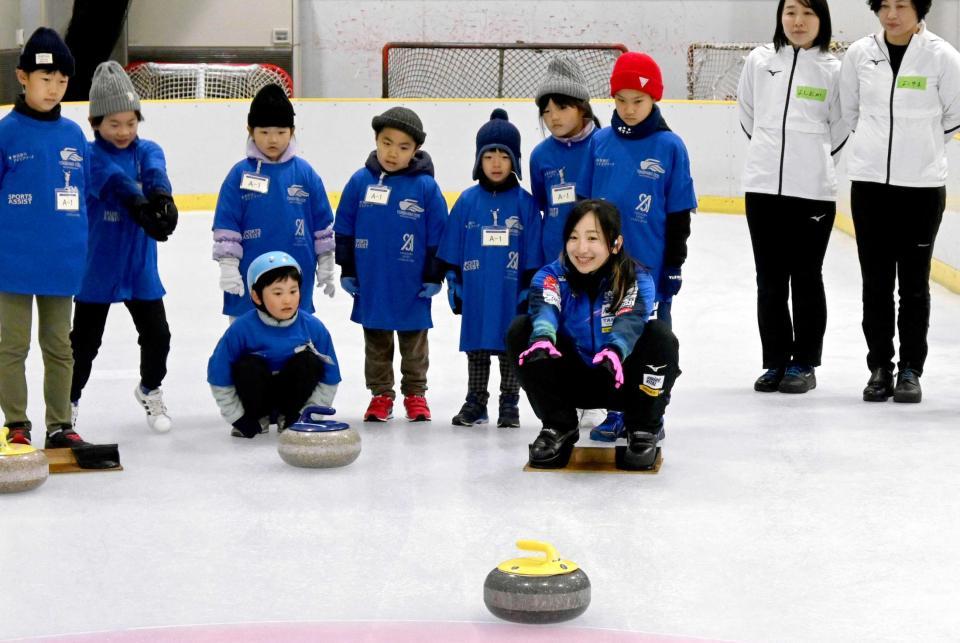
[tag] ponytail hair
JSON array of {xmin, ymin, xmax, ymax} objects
[{"xmin": 561, "ymin": 199, "xmax": 637, "ymax": 311}]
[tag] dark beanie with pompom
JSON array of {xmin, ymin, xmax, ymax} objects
[{"xmin": 473, "ymin": 108, "xmax": 522, "ymax": 180}]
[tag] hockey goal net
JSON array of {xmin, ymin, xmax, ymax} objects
[
  {"xmin": 382, "ymin": 42, "xmax": 626, "ymax": 98},
  {"xmin": 687, "ymin": 42, "xmax": 849, "ymax": 100},
  {"xmin": 125, "ymin": 62, "xmax": 294, "ymax": 100}
]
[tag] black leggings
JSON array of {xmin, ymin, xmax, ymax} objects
[
  {"xmin": 232, "ymin": 351, "xmax": 325, "ymax": 424},
  {"xmin": 70, "ymin": 298, "xmax": 171, "ymax": 402},
  {"xmin": 505, "ymin": 315, "xmax": 681, "ymax": 433}
]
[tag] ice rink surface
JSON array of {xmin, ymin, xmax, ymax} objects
[{"xmin": 4, "ymin": 212, "xmax": 960, "ymax": 642}]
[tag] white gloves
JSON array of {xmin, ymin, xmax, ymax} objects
[
  {"xmin": 315, "ymin": 252, "xmax": 336, "ymax": 298},
  {"xmin": 218, "ymin": 257, "xmax": 244, "ymax": 296}
]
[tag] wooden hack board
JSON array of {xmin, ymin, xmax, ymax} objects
[
  {"xmin": 44, "ymin": 448, "xmax": 123, "ymax": 474},
  {"xmin": 524, "ymin": 446, "xmax": 662, "ymax": 474}
]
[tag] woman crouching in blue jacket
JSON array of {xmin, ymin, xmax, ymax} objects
[{"xmin": 506, "ymin": 199, "xmax": 680, "ymax": 470}]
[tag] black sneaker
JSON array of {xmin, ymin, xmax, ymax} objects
[
  {"xmin": 496, "ymin": 394, "xmax": 520, "ymax": 428},
  {"xmin": 6, "ymin": 421, "xmax": 32, "ymax": 446},
  {"xmin": 45, "ymin": 425, "xmax": 88, "ymax": 448},
  {"xmin": 528, "ymin": 426, "xmax": 579, "ymax": 469},
  {"xmin": 778, "ymin": 365, "xmax": 816, "ymax": 394},
  {"xmin": 893, "ymin": 368, "xmax": 922, "ymax": 403},
  {"xmin": 754, "ymin": 367, "xmax": 784, "ymax": 392},
  {"xmin": 452, "ymin": 393, "xmax": 488, "ymax": 426},
  {"xmin": 863, "ymin": 367, "xmax": 894, "ymax": 402}
]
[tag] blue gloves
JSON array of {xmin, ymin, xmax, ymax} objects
[
  {"xmin": 340, "ymin": 276, "xmax": 359, "ymax": 297},
  {"xmin": 446, "ymin": 271, "xmax": 462, "ymax": 314},
  {"xmin": 659, "ymin": 266, "xmax": 682, "ymax": 299},
  {"xmin": 418, "ymin": 282, "xmax": 442, "ymax": 298}
]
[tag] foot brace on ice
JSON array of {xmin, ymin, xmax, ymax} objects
[{"xmin": 46, "ymin": 443, "xmax": 121, "ymax": 472}]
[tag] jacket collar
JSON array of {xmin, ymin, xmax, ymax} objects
[{"xmin": 246, "ymin": 136, "xmax": 298, "ymax": 164}]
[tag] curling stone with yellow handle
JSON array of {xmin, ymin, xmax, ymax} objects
[
  {"xmin": 0, "ymin": 427, "xmax": 48, "ymax": 493},
  {"xmin": 277, "ymin": 406, "xmax": 360, "ymax": 468},
  {"xmin": 483, "ymin": 540, "xmax": 590, "ymax": 624}
]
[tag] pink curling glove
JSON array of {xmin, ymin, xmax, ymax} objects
[
  {"xmin": 592, "ymin": 348, "xmax": 624, "ymax": 389},
  {"xmin": 518, "ymin": 339, "xmax": 562, "ymax": 365}
]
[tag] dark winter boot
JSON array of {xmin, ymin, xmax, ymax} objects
[
  {"xmin": 497, "ymin": 394, "xmax": 520, "ymax": 428},
  {"xmin": 754, "ymin": 367, "xmax": 784, "ymax": 392},
  {"xmin": 528, "ymin": 426, "xmax": 579, "ymax": 469},
  {"xmin": 618, "ymin": 421, "xmax": 664, "ymax": 471},
  {"xmin": 452, "ymin": 393, "xmax": 488, "ymax": 426},
  {"xmin": 778, "ymin": 364, "xmax": 816, "ymax": 394},
  {"xmin": 893, "ymin": 368, "xmax": 922, "ymax": 403},
  {"xmin": 863, "ymin": 367, "xmax": 894, "ymax": 402}
]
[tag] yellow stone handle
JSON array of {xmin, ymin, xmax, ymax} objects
[
  {"xmin": 515, "ymin": 540, "xmax": 561, "ymax": 564},
  {"xmin": 0, "ymin": 427, "xmax": 8, "ymax": 449}
]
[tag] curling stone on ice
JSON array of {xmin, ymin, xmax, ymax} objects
[
  {"xmin": 0, "ymin": 427, "xmax": 48, "ymax": 493},
  {"xmin": 277, "ymin": 405, "xmax": 360, "ymax": 468},
  {"xmin": 484, "ymin": 540, "xmax": 590, "ymax": 624}
]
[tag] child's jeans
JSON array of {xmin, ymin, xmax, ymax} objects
[
  {"xmin": 363, "ymin": 328, "xmax": 428, "ymax": 398},
  {"xmin": 0, "ymin": 292, "xmax": 73, "ymax": 428}
]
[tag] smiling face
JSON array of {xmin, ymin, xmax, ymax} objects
[
  {"xmin": 781, "ymin": 0, "xmax": 820, "ymax": 49},
  {"xmin": 877, "ymin": 0, "xmax": 919, "ymax": 45},
  {"xmin": 251, "ymin": 276, "xmax": 300, "ymax": 320},
  {"xmin": 17, "ymin": 69, "xmax": 68, "ymax": 112},
  {"xmin": 250, "ymin": 126, "xmax": 293, "ymax": 161},
  {"xmin": 481, "ymin": 149, "xmax": 513, "ymax": 183},
  {"xmin": 614, "ymin": 89, "xmax": 655, "ymax": 127},
  {"xmin": 94, "ymin": 111, "xmax": 139, "ymax": 149},
  {"xmin": 565, "ymin": 212, "xmax": 622, "ymax": 274},
  {"xmin": 542, "ymin": 99, "xmax": 585, "ymax": 138},
  {"xmin": 375, "ymin": 127, "xmax": 417, "ymax": 172}
]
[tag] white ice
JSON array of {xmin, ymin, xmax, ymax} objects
[{"xmin": 3, "ymin": 211, "xmax": 960, "ymax": 642}]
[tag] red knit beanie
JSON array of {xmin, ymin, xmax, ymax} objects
[{"xmin": 609, "ymin": 52, "xmax": 663, "ymax": 101}]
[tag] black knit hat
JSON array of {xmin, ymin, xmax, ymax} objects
[
  {"xmin": 18, "ymin": 27, "xmax": 74, "ymax": 77},
  {"xmin": 473, "ymin": 108, "xmax": 522, "ymax": 180},
  {"xmin": 247, "ymin": 84, "xmax": 295, "ymax": 128},
  {"xmin": 371, "ymin": 106, "xmax": 426, "ymax": 146}
]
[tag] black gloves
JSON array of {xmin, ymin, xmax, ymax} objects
[{"xmin": 131, "ymin": 193, "xmax": 178, "ymax": 242}]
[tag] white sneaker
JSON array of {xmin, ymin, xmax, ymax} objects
[
  {"xmin": 134, "ymin": 386, "xmax": 172, "ymax": 433},
  {"xmin": 71, "ymin": 402, "xmax": 79, "ymax": 428},
  {"xmin": 578, "ymin": 408, "xmax": 606, "ymax": 429}
]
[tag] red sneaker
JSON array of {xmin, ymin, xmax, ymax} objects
[
  {"xmin": 364, "ymin": 395, "xmax": 394, "ymax": 422},
  {"xmin": 403, "ymin": 395, "xmax": 431, "ymax": 422},
  {"xmin": 6, "ymin": 423, "xmax": 32, "ymax": 446}
]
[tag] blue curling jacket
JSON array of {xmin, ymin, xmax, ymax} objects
[
  {"xmin": 0, "ymin": 106, "xmax": 89, "ymax": 296},
  {"xmin": 213, "ymin": 144, "xmax": 334, "ymax": 316},
  {"xmin": 580, "ymin": 107, "xmax": 697, "ymax": 290},
  {"xmin": 438, "ymin": 183, "xmax": 543, "ymax": 352},
  {"xmin": 529, "ymin": 124, "xmax": 597, "ymax": 262},
  {"xmin": 207, "ymin": 309, "xmax": 341, "ymax": 387},
  {"xmin": 527, "ymin": 258, "xmax": 655, "ymax": 365},
  {"xmin": 78, "ymin": 135, "xmax": 171, "ymax": 303},
  {"xmin": 334, "ymin": 151, "xmax": 448, "ymax": 331}
]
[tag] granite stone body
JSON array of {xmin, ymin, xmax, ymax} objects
[
  {"xmin": 483, "ymin": 567, "xmax": 591, "ymax": 624},
  {"xmin": 0, "ymin": 450, "xmax": 49, "ymax": 493},
  {"xmin": 277, "ymin": 424, "xmax": 360, "ymax": 468}
]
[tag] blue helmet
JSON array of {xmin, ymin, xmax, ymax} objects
[{"xmin": 246, "ymin": 251, "xmax": 301, "ymax": 292}]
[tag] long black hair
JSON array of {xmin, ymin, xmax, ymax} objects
[
  {"xmin": 774, "ymin": 0, "xmax": 833, "ymax": 52},
  {"xmin": 561, "ymin": 199, "xmax": 636, "ymax": 311},
  {"xmin": 867, "ymin": 0, "xmax": 931, "ymax": 20}
]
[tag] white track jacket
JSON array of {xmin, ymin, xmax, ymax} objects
[
  {"xmin": 840, "ymin": 26, "xmax": 960, "ymax": 187},
  {"xmin": 738, "ymin": 44, "xmax": 848, "ymax": 201}
]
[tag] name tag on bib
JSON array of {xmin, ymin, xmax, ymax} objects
[
  {"xmin": 240, "ymin": 172, "xmax": 270, "ymax": 193},
  {"xmin": 551, "ymin": 183, "xmax": 577, "ymax": 205},
  {"xmin": 364, "ymin": 185, "xmax": 391, "ymax": 205},
  {"xmin": 55, "ymin": 187, "xmax": 80, "ymax": 211},
  {"xmin": 482, "ymin": 226, "xmax": 509, "ymax": 246}
]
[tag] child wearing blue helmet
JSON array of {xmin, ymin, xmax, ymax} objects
[{"xmin": 207, "ymin": 251, "xmax": 341, "ymax": 438}]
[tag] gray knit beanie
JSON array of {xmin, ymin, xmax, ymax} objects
[
  {"xmin": 371, "ymin": 106, "xmax": 426, "ymax": 146},
  {"xmin": 535, "ymin": 55, "xmax": 590, "ymax": 102},
  {"xmin": 89, "ymin": 61, "xmax": 141, "ymax": 118}
]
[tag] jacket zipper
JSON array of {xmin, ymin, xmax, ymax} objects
[
  {"xmin": 778, "ymin": 48, "xmax": 800, "ymax": 196},
  {"xmin": 886, "ymin": 66, "xmax": 896, "ymax": 185}
]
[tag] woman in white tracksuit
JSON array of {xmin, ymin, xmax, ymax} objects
[
  {"xmin": 840, "ymin": 0, "xmax": 960, "ymax": 404},
  {"xmin": 738, "ymin": 0, "xmax": 849, "ymax": 395}
]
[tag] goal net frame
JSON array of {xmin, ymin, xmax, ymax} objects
[
  {"xmin": 124, "ymin": 62, "xmax": 294, "ymax": 100},
  {"xmin": 381, "ymin": 42, "xmax": 627, "ymax": 99}
]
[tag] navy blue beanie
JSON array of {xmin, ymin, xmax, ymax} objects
[
  {"xmin": 473, "ymin": 108, "xmax": 522, "ymax": 180},
  {"xmin": 18, "ymin": 27, "xmax": 74, "ymax": 77}
]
